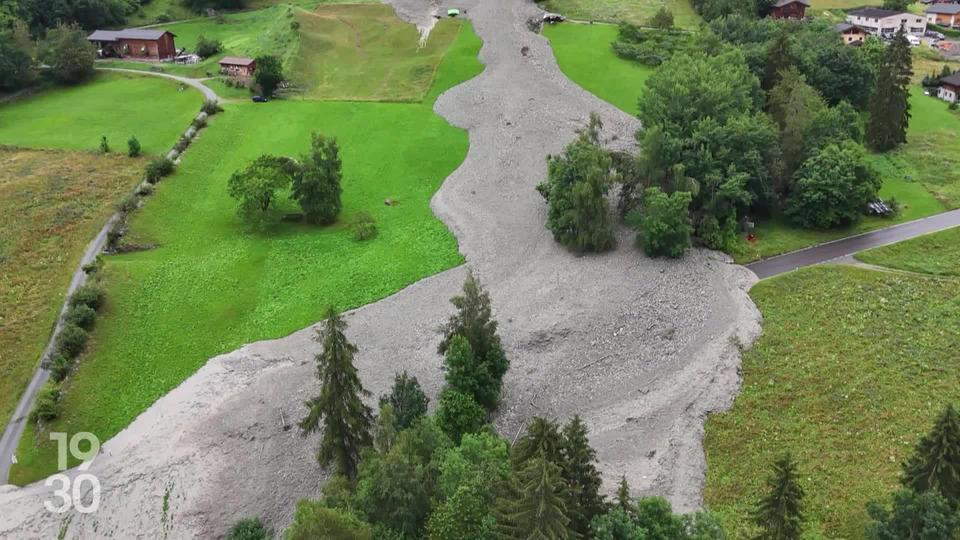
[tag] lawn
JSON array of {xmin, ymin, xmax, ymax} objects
[
  {"xmin": 537, "ymin": 0, "xmax": 701, "ymax": 27},
  {"xmin": 0, "ymin": 72, "xmax": 201, "ymax": 154},
  {"xmin": 856, "ymin": 226, "xmax": 960, "ymax": 275},
  {"xmin": 9, "ymin": 21, "xmax": 485, "ymax": 485},
  {"xmin": 0, "ymin": 148, "xmax": 146, "ymax": 434},
  {"xmin": 543, "ymin": 23, "xmax": 654, "ymax": 116},
  {"xmin": 704, "ymin": 264, "xmax": 960, "ymax": 538}
]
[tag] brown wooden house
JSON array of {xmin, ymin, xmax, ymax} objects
[
  {"xmin": 770, "ymin": 0, "xmax": 810, "ymax": 19},
  {"xmin": 219, "ymin": 57, "xmax": 257, "ymax": 80},
  {"xmin": 832, "ymin": 22, "xmax": 870, "ymax": 45},
  {"xmin": 87, "ymin": 29, "xmax": 177, "ymax": 61}
]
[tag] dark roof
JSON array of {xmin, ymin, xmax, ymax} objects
[
  {"xmin": 847, "ymin": 7, "xmax": 907, "ymax": 18},
  {"xmin": 832, "ymin": 22, "xmax": 869, "ymax": 32},
  {"xmin": 941, "ymin": 73, "xmax": 960, "ymax": 86},
  {"xmin": 773, "ymin": 0, "xmax": 811, "ymax": 6},
  {"xmin": 927, "ymin": 3, "xmax": 960, "ymax": 14},
  {"xmin": 219, "ymin": 56, "xmax": 256, "ymax": 66},
  {"xmin": 87, "ymin": 28, "xmax": 174, "ymax": 42}
]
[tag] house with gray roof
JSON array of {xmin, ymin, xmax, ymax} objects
[
  {"xmin": 846, "ymin": 7, "xmax": 927, "ymax": 37},
  {"xmin": 87, "ymin": 28, "xmax": 177, "ymax": 61},
  {"xmin": 926, "ymin": 3, "xmax": 960, "ymax": 28}
]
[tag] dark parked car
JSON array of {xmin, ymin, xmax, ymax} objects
[{"xmin": 252, "ymin": 95, "xmax": 269, "ymax": 103}]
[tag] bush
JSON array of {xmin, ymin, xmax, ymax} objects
[
  {"xmin": 202, "ymin": 99, "xmax": 223, "ymax": 115},
  {"xmin": 100, "ymin": 135, "xmax": 110, "ymax": 153},
  {"xmin": 286, "ymin": 501, "xmax": 372, "ymax": 540},
  {"xmin": 117, "ymin": 193, "xmax": 140, "ymax": 214},
  {"xmin": 145, "ymin": 156, "xmax": 175, "ymax": 183},
  {"xmin": 173, "ymin": 136, "xmax": 191, "ymax": 153},
  {"xmin": 29, "ymin": 382, "xmax": 61, "ymax": 423},
  {"xmin": 81, "ymin": 256, "xmax": 103, "ymax": 275},
  {"xmin": 435, "ymin": 389, "xmax": 487, "ymax": 444},
  {"xmin": 636, "ymin": 187, "xmax": 693, "ymax": 258},
  {"xmin": 192, "ymin": 116, "xmax": 208, "ymax": 130},
  {"xmin": 351, "ymin": 212, "xmax": 377, "ymax": 241},
  {"xmin": 70, "ymin": 283, "xmax": 104, "ymax": 310},
  {"xmin": 49, "ymin": 354, "xmax": 72, "ymax": 382},
  {"xmin": 107, "ymin": 216, "xmax": 127, "ymax": 250},
  {"xmin": 57, "ymin": 323, "xmax": 88, "ymax": 358},
  {"xmin": 195, "ymin": 35, "xmax": 222, "ymax": 58},
  {"xmin": 66, "ymin": 304, "xmax": 96, "ymax": 330},
  {"xmin": 138, "ymin": 183, "xmax": 155, "ymax": 197},
  {"xmin": 226, "ymin": 517, "xmax": 271, "ymax": 540},
  {"xmin": 786, "ymin": 142, "xmax": 882, "ymax": 229},
  {"xmin": 128, "ymin": 135, "xmax": 141, "ymax": 157}
]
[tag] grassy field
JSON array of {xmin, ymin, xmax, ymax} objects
[
  {"xmin": 704, "ymin": 264, "xmax": 960, "ymax": 538},
  {"xmin": 292, "ymin": 4, "xmax": 463, "ymax": 101},
  {"xmin": 856, "ymin": 226, "xmax": 960, "ymax": 275},
  {"xmin": 0, "ymin": 148, "xmax": 146, "ymax": 434},
  {"xmin": 543, "ymin": 23, "xmax": 654, "ymax": 116},
  {"xmin": 0, "ymin": 72, "xmax": 201, "ymax": 154},
  {"xmin": 9, "ymin": 21, "xmax": 485, "ymax": 485},
  {"xmin": 537, "ymin": 0, "xmax": 701, "ymax": 27}
]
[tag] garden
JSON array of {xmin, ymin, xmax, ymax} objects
[{"xmin": 8, "ymin": 20, "xmax": 485, "ymax": 485}]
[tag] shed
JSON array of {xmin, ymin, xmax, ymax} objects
[
  {"xmin": 87, "ymin": 28, "xmax": 177, "ymax": 60},
  {"xmin": 219, "ymin": 57, "xmax": 257, "ymax": 79}
]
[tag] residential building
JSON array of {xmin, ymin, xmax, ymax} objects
[
  {"xmin": 770, "ymin": 0, "xmax": 810, "ymax": 19},
  {"xmin": 832, "ymin": 22, "xmax": 870, "ymax": 44},
  {"xmin": 87, "ymin": 29, "xmax": 177, "ymax": 61},
  {"xmin": 845, "ymin": 7, "xmax": 927, "ymax": 37},
  {"xmin": 219, "ymin": 57, "xmax": 257, "ymax": 80},
  {"xmin": 938, "ymin": 73, "xmax": 960, "ymax": 102},
  {"xmin": 926, "ymin": 3, "xmax": 960, "ymax": 27}
]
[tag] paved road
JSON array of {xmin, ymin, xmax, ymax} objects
[
  {"xmin": 747, "ymin": 208, "xmax": 960, "ymax": 279},
  {"xmin": 96, "ymin": 67, "xmax": 220, "ymax": 102}
]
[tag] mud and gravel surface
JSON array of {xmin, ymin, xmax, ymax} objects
[{"xmin": 0, "ymin": 1, "xmax": 761, "ymax": 537}]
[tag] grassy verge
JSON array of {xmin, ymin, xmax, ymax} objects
[
  {"xmin": 856, "ymin": 226, "xmax": 960, "ymax": 276},
  {"xmin": 9, "ymin": 21, "xmax": 484, "ymax": 486},
  {"xmin": 543, "ymin": 23, "xmax": 654, "ymax": 116},
  {"xmin": 537, "ymin": 0, "xmax": 701, "ymax": 27},
  {"xmin": 0, "ymin": 72, "xmax": 202, "ymax": 154},
  {"xmin": 0, "ymin": 148, "xmax": 147, "ymax": 433},
  {"xmin": 704, "ymin": 264, "xmax": 960, "ymax": 538}
]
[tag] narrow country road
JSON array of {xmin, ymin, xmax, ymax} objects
[
  {"xmin": 747, "ymin": 208, "xmax": 960, "ymax": 279},
  {"xmin": 96, "ymin": 66, "xmax": 220, "ymax": 102}
]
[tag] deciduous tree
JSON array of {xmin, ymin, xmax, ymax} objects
[
  {"xmin": 785, "ymin": 142, "xmax": 881, "ymax": 229},
  {"xmin": 253, "ymin": 54, "xmax": 283, "ymax": 97},
  {"xmin": 636, "ymin": 187, "xmax": 692, "ymax": 258},
  {"xmin": 38, "ymin": 23, "xmax": 95, "ymax": 84},
  {"xmin": 227, "ymin": 154, "xmax": 295, "ymax": 220},
  {"xmin": 291, "ymin": 132, "xmax": 342, "ymax": 224},
  {"xmin": 866, "ymin": 489, "xmax": 960, "ymax": 540},
  {"xmin": 299, "ymin": 307, "xmax": 373, "ymax": 479}
]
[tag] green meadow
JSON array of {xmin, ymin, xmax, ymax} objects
[
  {"xmin": 537, "ymin": 0, "xmax": 701, "ymax": 27},
  {"xmin": 857, "ymin": 226, "xmax": 960, "ymax": 276},
  {"xmin": 0, "ymin": 72, "xmax": 201, "ymax": 154},
  {"xmin": 9, "ymin": 21, "xmax": 484, "ymax": 485}
]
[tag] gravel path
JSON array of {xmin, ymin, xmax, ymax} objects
[
  {"xmin": 0, "ymin": 2, "xmax": 760, "ymax": 537},
  {"xmin": 97, "ymin": 67, "xmax": 220, "ymax": 102}
]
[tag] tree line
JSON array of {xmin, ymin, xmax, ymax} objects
[
  {"xmin": 538, "ymin": 16, "xmax": 913, "ymax": 258},
  {"xmin": 1, "ymin": 22, "xmax": 97, "ymax": 92}
]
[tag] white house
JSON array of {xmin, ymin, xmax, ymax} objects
[{"xmin": 846, "ymin": 7, "xmax": 927, "ymax": 37}]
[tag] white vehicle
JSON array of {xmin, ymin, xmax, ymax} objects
[{"xmin": 908, "ymin": 34, "xmax": 921, "ymax": 46}]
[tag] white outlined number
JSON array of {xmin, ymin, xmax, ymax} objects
[{"xmin": 44, "ymin": 433, "xmax": 101, "ymax": 514}]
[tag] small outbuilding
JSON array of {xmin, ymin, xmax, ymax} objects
[
  {"xmin": 769, "ymin": 0, "xmax": 810, "ymax": 20},
  {"xmin": 938, "ymin": 72, "xmax": 960, "ymax": 102},
  {"xmin": 926, "ymin": 3, "xmax": 960, "ymax": 27},
  {"xmin": 832, "ymin": 22, "xmax": 870, "ymax": 45},
  {"xmin": 219, "ymin": 56, "xmax": 257, "ymax": 80},
  {"xmin": 87, "ymin": 28, "xmax": 177, "ymax": 61}
]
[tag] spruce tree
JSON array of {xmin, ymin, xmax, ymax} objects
[
  {"xmin": 753, "ymin": 454, "xmax": 805, "ymax": 540},
  {"xmin": 299, "ymin": 307, "xmax": 373, "ymax": 479},
  {"xmin": 513, "ymin": 417, "xmax": 565, "ymax": 467},
  {"xmin": 379, "ymin": 371, "xmax": 429, "ymax": 431},
  {"xmin": 443, "ymin": 335, "xmax": 499, "ymax": 409},
  {"xmin": 763, "ymin": 30, "xmax": 796, "ymax": 91},
  {"xmin": 438, "ymin": 271, "xmax": 509, "ymax": 405},
  {"xmin": 560, "ymin": 415, "xmax": 605, "ymax": 536},
  {"xmin": 866, "ymin": 28, "xmax": 912, "ymax": 152},
  {"xmin": 902, "ymin": 405, "xmax": 960, "ymax": 505},
  {"xmin": 499, "ymin": 453, "xmax": 576, "ymax": 540},
  {"xmin": 616, "ymin": 475, "xmax": 634, "ymax": 515}
]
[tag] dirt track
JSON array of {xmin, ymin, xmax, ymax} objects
[{"xmin": 0, "ymin": 1, "xmax": 761, "ymax": 537}]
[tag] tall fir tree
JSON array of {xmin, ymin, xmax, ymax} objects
[
  {"xmin": 753, "ymin": 454, "xmax": 805, "ymax": 540},
  {"xmin": 443, "ymin": 334, "xmax": 499, "ymax": 410},
  {"xmin": 560, "ymin": 415, "xmax": 606, "ymax": 536},
  {"xmin": 438, "ymin": 271, "xmax": 509, "ymax": 405},
  {"xmin": 513, "ymin": 417, "xmax": 565, "ymax": 468},
  {"xmin": 902, "ymin": 404, "xmax": 960, "ymax": 505},
  {"xmin": 616, "ymin": 475, "xmax": 634, "ymax": 515},
  {"xmin": 763, "ymin": 30, "xmax": 797, "ymax": 91},
  {"xmin": 866, "ymin": 28, "xmax": 912, "ymax": 152},
  {"xmin": 499, "ymin": 453, "xmax": 577, "ymax": 540},
  {"xmin": 299, "ymin": 307, "xmax": 373, "ymax": 479},
  {"xmin": 379, "ymin": 371, "xmax": 429, "ymax": 431}
]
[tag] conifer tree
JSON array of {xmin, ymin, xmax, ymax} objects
[
  {"xmin": 443, "ymin": 335, "xmax": 499, "ymax": 409},
  {"xmin": 513, "ymin": 417, "xmax": 565, "ymax": 468},
  {"xmin": 753, "ymin": 454, "xmax": 805, "ymax": 540},
  {"xmin": 616, "ymin": 475, "xmax": 634, "ymax": 515},
  {"xmin": 374, "ymin": 403, "xmax": 397, "ymax": 454},
  {"xmin": 299, "ymin": 307, "xmax": 373, "ymax": 479},
  {"xmin": 866, "ymin": 28, "xmax": 912, "ymax": 152},
  {"xmin": 902, "ymin": 405, "xmax": 960, "ymax": 505},
  {"xmin": 438, "ymin": 272, "xmax": 509, "ymax": 407},
  {"xmin": 379, "ymin": 371, "xmax": 429, "ymax": 431},
  {"xmin": 499, "ymin": 453, "xmax": 576, "ymax": 540},
  {"xmin": 560, "ymin": 415, "xmax": 605, "ymax": 536},
  {"xmin": 763, "ymin": 30, "xmax": 796, "ymax": 91}
]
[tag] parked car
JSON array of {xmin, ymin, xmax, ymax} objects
[
  {"xmin": 542, "ymin": 13, "xmax": 565, "ymax": 23},
  {"xmin": 252, "ymin": 95, "xmax": 269, "ymax": 103},
  {"xmin": 926, "ymin": 30, "xmax": 946, "ymax": 40}
]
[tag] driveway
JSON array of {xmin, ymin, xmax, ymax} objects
[
  {"xmin": 96, "ymin": 66, "xmax": 219, "ymax": 102},
  {"xmin": 747, "ymin": 208, "xmax": 960, "ymax": 279}
]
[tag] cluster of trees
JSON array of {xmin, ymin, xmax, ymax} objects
[
  {"xmin": 228, "ymin": 132, "xmax": 342, "ymax": 225},
  {"xmin": 751, "ymin": 405, "xmax": 960, "ymax": 539},
  {"xmin": 0, "ymin": 22, "xmax": 95, "ymax": 92},
  {"xmin": 612, "ymin": 20, "xmax": 692, "ymax": 66}
]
